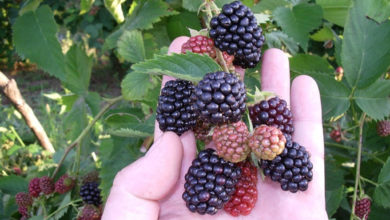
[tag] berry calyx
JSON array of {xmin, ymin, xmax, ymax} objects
[
  {"xmin": 377, "ymin": 120, "xmax": 390, "ymax": 137},
  {"xmin": 15, "ymin": 192, "xmax": 33, "ymax": 208},
  {"xmin": 157, "ymin": 79, "xmax": 198, "ymax": 135},
  {"xmin": 248, "ymin": 125, "xmax": 286, "ymax": 160},
  {"xmin": 28, "ymin": 177, "xmax": 41, "ymax": 198},
  {"xmin": 259, "ymin": 139, "xmax": 313, "ymax": 193},
  {"xmin": 192, "ymin": 71, "xmax": 246, "ymax": 124},
  {"xmin": 224, "ymin": 160, "xmax": 258, "ymax": 216},
  {"xmin": 355, "ymin": 197, "xmax": 371, "ymax": 220},
  {"xmin": 55, "ymin": 174, "xmax": 76, "ymax": 194},
  {"xmin": 39, "ymin": 176, "xmax": 54, "ymax": 195},
  {"xmin": 248, "ymin": 96, "xmax": 293, "ymax": 140},
  {"xmin": 212, "ymin": 121, "xmax": 250, "ymax": 163},
  {"xmin": 182, "ymin": 149, "xmax": 242, "ymax": 215}
]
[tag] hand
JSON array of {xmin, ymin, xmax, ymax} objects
[{"xmin": 102, "ymin": 37, "xmax": 328, "ymax": 220}]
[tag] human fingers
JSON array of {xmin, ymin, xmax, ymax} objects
[
  {"xmin": 260, "ymin": 48, "xmax": 291, "ymax": 104},
  {"xmin": 154, "ymin": 36, "xmax": 190, "ymax": 141},
  {"xmin": 102, "ymin": 132, "xmax": 183, "ymax": 220}
]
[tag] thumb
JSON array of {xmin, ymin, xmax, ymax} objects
[{"xmin": 103, "ymin": 132, "xmax": 183, "ymax": 219}]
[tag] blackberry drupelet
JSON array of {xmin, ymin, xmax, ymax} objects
[
  {"xmin": 156, "ymin": 79, "xmax": 198, "ymax": 135},
  {"xmin": 182, "ymin": 149, "xmax": 242, "ymax": 215},
  {"xmin": 209, "ymin": 1, "xmax": 265, "ymax": 68},
  {"xmin": 80, "ymin": 182, "xmax": 102, "ymax": 206},
  {"xmin": 249, "ymin": 97, "xmax": 294, "ymax": 140},
  {"xmin": 259, "ymin": 140, "xmax": 313, "ymax": 193},
  {"xmin": 192, "ymin": 71, "xmax": 246, "ymax": 124}
]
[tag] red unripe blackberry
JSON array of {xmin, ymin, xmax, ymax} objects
[
  {"xmin": 15, "ymin": 192, "xmax": 33, "ymax": 208},
  {"xmin": 355, "ymin": 198, "xmax": 371, "ymax": 220},
  {"xmin": 209, "ymin": 1, "xmax": 265, "ymax": 68},
  {"xmin": 249, "ymin": 97, "xmax": 293, "ymax": 140},
  {"xmin": 259, "ymin": 139, "xmax": 313, "ymax": 193},
  {"xmin": 80, "ymin": 182, "xmax": 102, "ymax": 206},
  {"xmin": 28, "ymin": 177, "xmax": 41, "ymax": 198},
  {"xmin": 212, "ymin": 121, "xmax": 250, "ymax": 163},
  {"xmin": 377, "ymin": 120, "xmax": 390, "ymax": 137},
  {"xmin": 248, "ymin": 125, "xmax": 286, "ymax": 160},
  {"xmin": 181, "ymin": 35, "xmax": 234, "ymax": 66},
  {"xmin": 39, "ymin": 176, "xmax": 54, "ymax": 195},
  {"xmin": 224, "ymin": 160, "xmax": 258, "ymax": 216},
  {"xmin": 77, "ymin": 204, "xmax": 101, "ymax": 220},
  {"xmin": 192, "ymin": 71, "xmax": 246, "ymax": 124},
  {"xmin": 330, "ymin": 129, "xmax": 341, "ymax": 142},
  {"xmin": 18, "ymin": 206, "xmax": 29, "ymax": 218},
  {"xmin": 156, "ymin": 79, "xmax": 198, "ymax": 135},
  {"xmin": 55, "ymin": 174, "xmax": 76, "ymax": 194},
  {"xmin": 182, "ymin": 149, "xmax": 242, "ymax": 215}
]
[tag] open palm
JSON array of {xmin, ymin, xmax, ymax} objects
[{"xmin": 102, "ymin": 37, "xmax": 328, "ymax": 220}]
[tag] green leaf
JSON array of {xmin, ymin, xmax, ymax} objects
[
  {"xmin": 182, "ymin": 0, "xmax": 202, "ymax": 12},
  {"xmin": 265, "ymin": 31, "xmax": 299, "ymax": 55},
  {"xmin": 121, "ymin": 72, "xmax": 156, "ymax": 101},
  {"xmin": 64, "ymin": 45, "xmax": 93, "ymax": 94},
  {"xmin": 63, "ymin": 98, "xmax": 87, "ymax": 141},
  {"xmin": 85, "ymin": 92, "xmax": 101, "ymax": 116},
  {"xmin": 290, "ymin": 54, "xmax": 350, "ymax": 119},
  {"xmin": 310, "ymin": 26, "xmax": 334, "ymax": 42},
  {"xmin": 354, "ymin": 80, "xmax": 390, "ymax": 120},
  {"xmin": 316, "ymin": 0, "xmax": 351, "ymax": 27},
  {"xmin": 19, "ymin": 0, "xmax": 43, "ymax": 15},
  {"xmin": 251, "ymin": 0, "xmax": 290, "ymax": 13},
  {"xmin": 13, "ymin": 6, "xmax": 67, "ymax": 82},
  {"xmin": 326, "ymin": 186, "xmax": 344, "ymax": 217},
  {"xmin": 105, "ymin": 113, "xmax": 154, "ymax": 138},
  {"xmin": 273, "ymin": 3, "xmax": 323, "ymax": 51},
  {"xmin": 104, "ymin": 0, "xmax": 177, "ymax": 50},
  {"xmin": 104, "ymin": 0, "xmax": 125, "ymax": 23},
  {"xmin": 325, "ymin": 159, "xmax": 345, "ymax": 190},
  {"xmin": 80, "ymin": 0, "xmax": 95, "ymax": 15},
  {"xmin": 366, "ymin": 0, "xmax": 390, "ymax": 23},
  {"xmin": 99, "ymin": 137, "xmax": 143, "ymax": 200},
  {"xmin": 342, "ymin": 0, "xmax": 390, "ymax": 88},
  {"xmin": 52, "ymin": 193, "xmax": 71, "ymax": 220},
  {"xmin": 132, "ymin": 52, "xmax": 221, "ymax": 82},
  {"xmin": 166, "ymin": 11, "xmax": 202, "ymax": 40},
  {"xmin": 117, "ymin": 30, "xmax": 146, "ymax": 63},
  {"xmin": 0, "ymin": 175, "xmax": 28, "ymax": 195},
  {"xmin": 374, "ymin": 157, "xmax": 390, "ymax": 208}
]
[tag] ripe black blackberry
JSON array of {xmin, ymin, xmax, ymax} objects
[
  {"xmin": 192, "ymin": 71, "xmax": 246, "ymax": 124},
  {"xmin": 259, "ymin": 140, "xmax": 313, "ymax": 193},
  {"xmin": 80, "ymin": 182, "xmax": 102, "ymax": 206},
  {"xmin": 209, "ymin": 1, "xmax": 265, "ymax": 68},
  {"xmin": 182, "ymin": 149, "xmax": 242, "ymax": 215},
  {"xmin": 156, "ymin": 79, "xmax": 198, "ymax": 135},
  {"xmin": 249, "ymin": 97, "xmax": 293, "ymax": 140}
]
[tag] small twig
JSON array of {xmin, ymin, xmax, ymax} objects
[
  {"xmin": 10, "ymin": 126, "xmax": 25, "ymax": 147},
  {"xmin": 360, "ymin": 176, "xmax": 379, "ymax": 187},
  {"xmin": 0, "ymin": 71, "xmax": 55, "ymax": 153},
  {"xmin": 350, "ymin": 113, "xmax": 366, "ymax": 220},
  {"xmin": 325, "ymin": 142, "xmax": 385, "ymax": 164},
  {"xmin": 142, "ymin": 136, "xmax": 154, "ymax": 151},
  {"xmin": 51, "ymin": 96, "xmax": 123, "ymax": 178}
]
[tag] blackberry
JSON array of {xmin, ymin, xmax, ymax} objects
[
  {"xmin": 80, "ymin": 182, "xmax": 102, "ymax": 206},
  {"xmin": 249, "ymin": 97, "xmax": 293, "ymax": 140},
  {"xmin": 209, "ymin": 1, "xmax": 265, "ymax": 68},
  {"xmin": 192, "ymin": 71, "xmax": 246, "ymax": 124},
  {"xmin": 156, "ymin": 79, "xmax": 198, "ymax": 135},
  {"xmin": 355, "ymin": 197, "xmax": 371, "ymax": 220},
  {"xmin": 259, "ymin": 140, "xmax": 313, "ymax": 193},
  {"xmin": 182, "ymin": 149, "xmax": 242, "ymax": 215},
  {"xmin": 377, "ymin": 120, "xmax": 390, "ymax": 137}
]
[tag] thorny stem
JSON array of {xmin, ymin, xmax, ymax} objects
[
  {"xmin": 51, "ymin": 96, "xmax": 123, "ymax": 179},
  {"xmin": 350, "ymin": 113, "xmax": 366, "ymax": 220},
  {"xmin": 204, "ymin": 0, "xmax": 230, "ymax": 73},
  {"xmin": 360, "ymin": 176, "xmax": 379, "ymax": 187}
]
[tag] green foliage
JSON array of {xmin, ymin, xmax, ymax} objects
[
  {"xmin": 0, "ymin": 176, "xmax": 28, "ymax": 195},
  {"xmin": 104, "ymin": 0, "xmax": 125, "ymax": 23},
  {"xmin": 316, "ymin": 0, "xmax": 351, "ymax": 27},
  {"xmin": 80, "ymin": 0, "xmax": 95, "ymax": 15},
  {"xmin": 374, "ymin": 157, "xmax": 390, "ymax": 208},
  {"xmin": 118, "ymin": 30, "xmax": 146, "ymax": 63}
]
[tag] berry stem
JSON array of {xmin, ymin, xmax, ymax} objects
[
  {"xmin": 350, "ymin": 113, "xmax": 366, "ymax": 220},
  {"xmin": 360, "ymin": 176, "xmax": 379, "ymax": 187},
  {"xmin": 325, "ymin": 142, "xmax": 385, "ymax": 164},
  {"xmin": 51, "ymin": 96, "xmax": 123, "ymax": 179}
]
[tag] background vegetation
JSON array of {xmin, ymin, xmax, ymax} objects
[{"xmin": 0, "ymin": 0, "xmax": 390, "ymax": 219}]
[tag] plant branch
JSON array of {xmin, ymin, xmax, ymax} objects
[
  {"xmin": 325, "ymin": 142, "xmax": 385, "ymax": 164},
  {"xmin": 0, "ymin": 71, "xmax": 55, "ymax": 153},
  {"xmin": 350, "ymin": 113, "xmax": 366, "ymax": 220},
  {"xmin": 51, "ymin": 96, "xmax": 123, "ymax": 178},
  {"xmin": 360, "ymin": 176, "xmax": 379, "ymax": 187}
]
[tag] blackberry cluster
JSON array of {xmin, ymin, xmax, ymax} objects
[
  {"xmin": 259, "ymin": 140, "xmax": 313, "ymax": 193},
  {"xmin": 80, "ymin": 182, "xmax": 102, "ymax": 206},
  {"xmin": 209, "ymin": 1, "xmax": 265, "ymax": 68},
  {"xmin": 182, "ymin": 149, "xmax": 242, "ymax": 215},
  {"xmin": 156, "ymin": 79, "xmax": 198, "ymax": 135},
  {"xmin": 192, "ymin": 71, "xmax": 246, "ymax": 124},
  {"xmin": 249, "ymin": 97, "xmax": 293, "ymax": 140}
]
